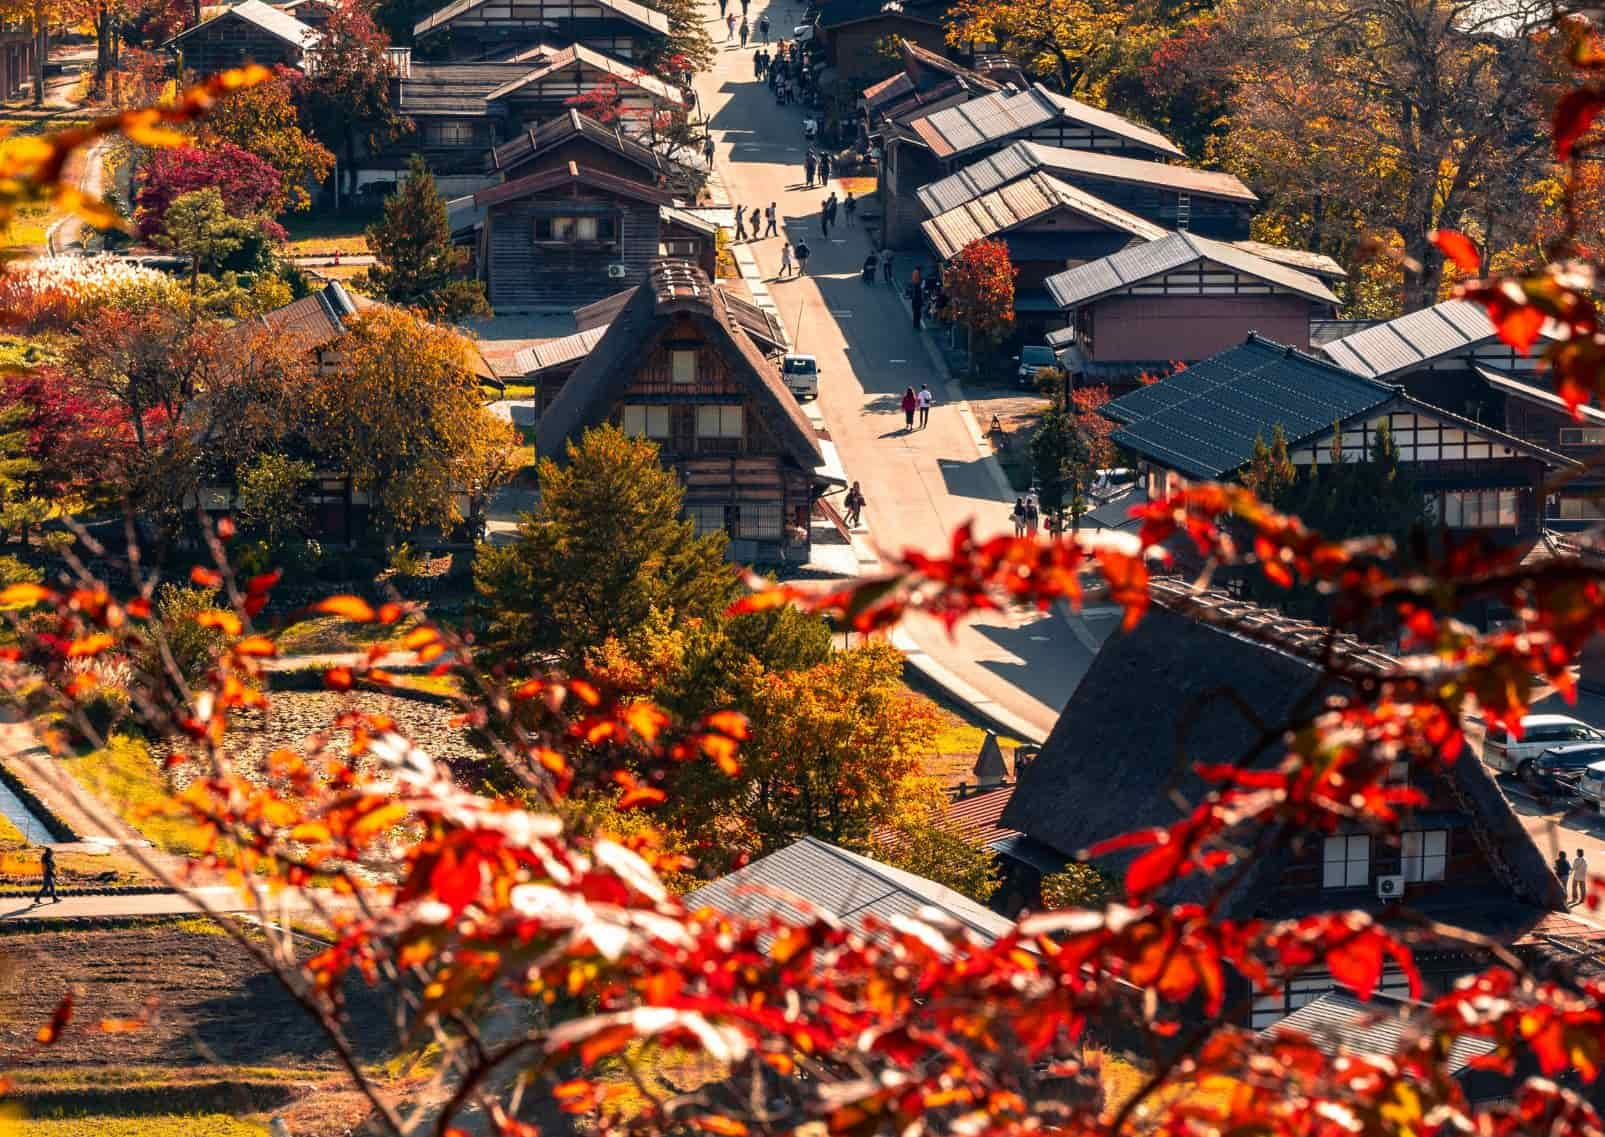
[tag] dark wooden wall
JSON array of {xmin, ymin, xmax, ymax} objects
[
  {"xmin": 484, "ymin": 186, "xmax": 660, "ymax": 309},
  {"xmin": 180, "ymin": 17, "xmax": 303, "ymax": 75}
]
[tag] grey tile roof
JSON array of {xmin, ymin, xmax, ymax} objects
[
  {"xmin": 170, "ymin": 0, "xmax": 319, "ymax": 49},
  {"xmin": 486, "ymin": 108, "xmax": 696, "ymax": 188},
  {"xmin": 415, "ymin": 0, "xmax": 668, "ymax": 38},
  {"xmin": 1319, "ymin": 299, "xmax": 1560, "ymax": 379},
  {"xmin": 908, "ymin": 86, "xmax": 1183, "ymax": 162},
  {"xmin": 817, "ymin": 0, "xmax": 946, "ymax": 29},
  {"xmin": 485, "ymin": 43, "xmax": 684, "ymax": 105},
  {"xmin": 685, "ymin": 836, "xmax": 1016, "ymax": 943},
  {"xmin": 916, "ymin": 141, "xmax": 1256, "ymax": 216},
  {"xmin": 1105, "ymin": 335, "xmax": 1397, "ymax": 479},
  {"xmin": 1262, "ymin": 992, "xmax": 1499, "ymax": 1072},
  {"xmin": 512, "ymin": 325, "xmax": 609, "ymax": 376},
  {"xmin": 1474, "ymin": 365, "xmax": 1605, "ymax": 426},
  {"xmin": 1043, "ymin": 231, "xmax": 1340, "ymax": 310},
  {"xmin": 399, "ymin": 61, "xmax": 532, "ymax": 114},
  {"xmin": 920, "ymin": 170, "xmax": 1164, "ymax": 259}
]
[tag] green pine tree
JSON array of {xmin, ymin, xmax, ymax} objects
[
  {"xmin": 473, "ymin": 425, "xmax": 737, "ymax": 666},
  {"xmin": 361, "ymin": 155, "xmax": 489, "ymax": 322}
]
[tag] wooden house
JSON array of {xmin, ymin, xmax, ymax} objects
[
  {"xmin": 814, "ymin": 0, "xmax": 951, "ymax": 86},
  {"xmin": 411, "ymin": 0, "xmax": 668, "ymax": 62},
  {"xmin": 861, "ymin": 39, "xmax": 1001, "ymax": 127},
  {"xmin": 877, "ymin": 83, "xmax": 1183, "ymax": 249},
  {"xmin": 1102, "ymin": 334, "xmax": 1578, "ymax": 537},
  {"xmin": 0, "ymin": 15, "xmax": 34, "ymax": 101},
  {"xmin": 471, "ymin": 160, "xmax": 678, "ymax": 309},
  {"xmin": 919, "ymin": 170, "xmax": 1166, "ymax": 331},
  {"xmin": 917, "ymin": 140, "xmax": 1261, "ymax": 243},
  {"xmin": 515, "ymin": 277, "xmax": 786, "ymax": 413},
  {"xmin": 996, "ymin": 580, "xmax": 1576, "ymax": 1025},
  {"xmin": 277, "ymin": 0, "xmax": 335, "ymax": 30},
  {"xmin": 534, "ymin": 260, "xmax": 832, "ymax": 565},
  {"xmin": 1042, "ymin": 231, "xmax": 1340, "ymax": 384},
  {"xmin": 486, "ymin": 107, "xmax": 699, "ymax": 192},
  {"xmin": 372, "ymin": 49, "xmax": 686, "ymax": 188},
  {"xmin": 1318, "ymin": 301, "xmax": 1600, "ymax": 527},
  {"xmin": 167, "ymin": 0, "xmax": 318, "ymax": 75}
]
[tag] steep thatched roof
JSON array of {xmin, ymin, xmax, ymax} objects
[
  {"xmin": 999, "ymin": 581, "xmax": 1567, "ymax": 915},
  {"xmin": 535, "ymin": 260, "xmax": 822, "ymax": 471}
]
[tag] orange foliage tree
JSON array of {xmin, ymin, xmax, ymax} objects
[{"xmin": 941, "ymin": 238, "xmax": 1015, "ymax": 365}]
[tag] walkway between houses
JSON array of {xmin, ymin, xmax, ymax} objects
[{"xmin": 694, "ymin": 25, "xmax": 1098, "ymax": 740}]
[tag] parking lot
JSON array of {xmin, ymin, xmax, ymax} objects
[{"xmin": 1477, "ymin": 687, "xmax": 1605, "ymax": 872}]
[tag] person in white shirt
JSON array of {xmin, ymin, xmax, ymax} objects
[
  {"xmin": 1573, "ymin": 848, "xmax": 1590, "ymax": 906},
  {"xmin": 916, "ymin": 383, "xmax": 933, "ymax": 428}
]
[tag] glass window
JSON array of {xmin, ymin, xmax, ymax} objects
[
  {"xmin": 738, "ymin": 503, "xmax": 782, "ymax": 539},
  {"xmin": 621, "ymin": 404, "xmax": 670, "ymax": 439},
  {"xmin": 1442, "ymin": 489, "xmax": 1518, "ymax": 529},
  {"xmin": 696, "ymin": 405, "xmax": 742, "ymax": 439},
  {"xmin": 1560, "ymin": 427, "xmax": 1605, "ymax": 446},
  {"xmin": 1322, "ymin": 834, "xmax": 1369, "ymax": 888},
  {"xmin": 686, "ymin": 503, "xmax": 727, "ymax": 535},
  {"xmin": 672, "ymin": 350, "xmax": 697, "ymax": 385},
  {"xmin": 1401, "ymin": 830, "xmax": 1447, "ymax": 882},
  {"xmin": 1558, "ymin": 495, "xmax": 1605, "ymax": 520},
  {"xmin": 533, "ymin": 214, "xmax": 618, "ymax": 244}
]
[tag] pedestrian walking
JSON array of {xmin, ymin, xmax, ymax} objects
[
  {"xmin": 900, "ymin": 386, "xmax": 918, "ymax": 431},
  {"xmin": 719, "ymin": 0, "xmax": 727, "ymax": 15},
  {"xmin": 844, "ymin": 190, "xmax": 857, "ymax": 224},
  {"xmin": 820, "ymin": 196, "xmax": 831, "ymax": 236},
  {"xmin": 818, "ymin": 151, "xmax": 831, "ymax": 183},
  {"xmin": 739, "ymin": 17, "xmax": 749, "ymax": 44},
  {"xmin": 753, "ymin": 49, "xmax": 763, "ymax": 78},
  {"xmin": 1011, "ymin": 498, "xmax": 1026, "ymax": 538},
  {"xmin": 765, "ymin": 202, "xmax": 777, "ymax": 237},
  {"xmin": 758, "ymin": 12, "xmax": 769, "ymax": 40},
  {"xmin": 703, "ymin": 134, "xmax": 715, "ymax": 167},
  {"xmin": 725, "ymin": 12, "xmax": 736, "ymax": 39},
  {"xmin": 910, "ymin": 264, "xmax": 922, "ymax": 296},
  {"xmin": 1025, "ymin": 497, "xmax": 1040, "ymax": 538},
  {"xmin": 740, "ymin": 0, "xmax": 749, "ymax": 13},
  {"xmin": 803, "ymin": 150, "xmax": 815, "ymax": 187},
  {"xmin": 779, "ymin": 242, "xmax": 793, "ymax": 278},
  {"xmin": 34, "ymin": 846, "xmax": 57, "ymax": 904},
  {"xmin": 825, "ymin": 191, "xmax": 838, "ymax": 228},
  {"xmin": 917, "ymin": 382, "xmax": 933, "ymax": 428},
  {"xmin": 1575, "ymin": 848, "xmax": 1591, "ymax": 906},
  {"xmin": 844, "ymin": 482, "xmax": 865, "ymax": 527},
  {"xmin": 734, "ymin": 207, "xmax": 748, "ymax": 241},
  {"xmin": 794, "ymin": 238, "xmax": 811, "ymax": 273},
  {"xmin": 1557, "ymin": 850, "xmax": 1574, "ymax": 897},
  {"xmin": 881, "ymin": 248, "xmax": 894, "ymax": 284}
]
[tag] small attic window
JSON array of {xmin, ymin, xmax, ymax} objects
[{"xmin": 672, "ymin": 349, "xmax": 697, "ymax": 384}]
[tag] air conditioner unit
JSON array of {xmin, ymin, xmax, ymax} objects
[
  {"xmin": 607, "ymin": 264, "xmax": 628, "ymax": 279},
  {"xmin": 1375, "ymin": 874, "xmax": 1405, "ymax": 900}
]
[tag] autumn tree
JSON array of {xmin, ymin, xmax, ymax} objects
[
  {"xmin": 307, "ymin": 306, "xmax": 514, "ymax": 536},
  {"xmin": 200, "ymin": 66, "xmax": 335, "ymax": 211},
  {"xmin": 360, "ymin": 154, "xmax": 487, "ymax": 321},
  {"xmin": 157, "ymin": 187, "xmax": 255, "ymax": 291},
  {"xmin": 941, "ymin": 239, "xmax": 1015, "ymax": 372},
  {"xmin": 298, "ymin": 0, "xmax": 404, "ymax": 200},
  {"xmin": 133, "ymin": 142, "xmax": 287, "ymax": 240},
  {"xmin": 474, "ymin": 425, "xmax": 735, "ymax": 667},
  {"xmin": 1208, "ymin": 0, "xmax": 1561, "ymax": 312},
  {"xmin": 870, "ymin": 777, "xmax": 1002, "ymax": 902},
  {"xmin": 0, "ymin": 366, "xmax": 125, "ymax": 501},
  {"xmin": 641, "ymin": 1, "xmax": 714, "ymax": 77},
  {"xmin": 944, "ymin": 0, "xmax": 1131, "ymax": 92}
]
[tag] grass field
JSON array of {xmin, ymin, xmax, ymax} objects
[
  {"xmin": 281, "ymin": 209, "xmax": 376, "ymax": 258},
  {"xmin": 902, "ymin": 686, "xmax": 1023, "ymax": 786},
  {"xmin": 0, "ymin": 1114, "xmax": 268, "ymax": 1137},
  {"xmin": 274, "ymin": 612, "xmax": 422, "ymax": 657},
  {"xmin": 59, "ymin": 735, "xmax": 213, "ymax": 855}
]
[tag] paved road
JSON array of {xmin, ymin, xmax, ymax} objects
[
  {"xmin": 0, "ymin": 884, "xmax": 293, "ymax": 924},
  {"xmin": 694, "ymin": 22, "xmax": 1081, "ymax": 740}
]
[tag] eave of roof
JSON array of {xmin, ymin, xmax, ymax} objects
[
  {"xmin": 1474, "ymin": 365, "xmax": 1605, "ymax": 427},
  {"xmin": 414, "ymin": 0, "xmax": 668, "ymax": 39},
  {"xmin": 169, "ymin": 0, "xmax": 318, "ymax": 49},
  {"xmin": 1320, "ymin": 299, "xmax": 1564, "ymax": 380},
  {"xmin": 484, "ymin": 43, "xmax": 684, "ymax": 105},
  {"xmin": 473, "ymin": 159, "xmax": 677, "ymax": 208}
]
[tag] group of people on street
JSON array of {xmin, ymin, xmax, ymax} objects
[
  {"xmin": 803, "ymin": 148, "xmax": 830, "ymax": 187},
  {"xmin": 722, "ymin": 0, "xmax": 764, "ymax": 41},
  {"xmin": 819, "ymin": 191, "xmax": 839, "ymax": 235},
  {"xmin": 777, "ymin": 239, "xmax": 810, "ymax": 277},
  {"xmin": 1556, "ymin": 848, "xmax": 1592, "ymax": 906},
  {"xmin": 733, "ymin": 202, "xmax": 778, "ymax": 242},
  {"xmin": 898, "ymin": 384, "xmax": 934, "ymax": 430},
  {"xmin": 1010, "ymin": 495, "xmax": 1041, "ymax": 538}
]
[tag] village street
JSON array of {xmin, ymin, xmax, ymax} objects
[{"xmin": 692, "ymin": 16, "xmax": 1111, "ymax": 742}]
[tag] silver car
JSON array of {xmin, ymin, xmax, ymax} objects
[
  {"xmin": 1580, "ymin": 760, "xmax": 1605, "ymax": 812},
  {"xmin": 1483, "ymin": 713, "xmax": 1604, "ymax": 775}
]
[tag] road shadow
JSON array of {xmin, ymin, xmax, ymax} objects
[
  {"xmin": 967, "ymin": 611, "xmax": 1112, "ymax": 715},
  {"xmin": 936, "ymin": 454, "xmax": 1005, "ymax": 502}
]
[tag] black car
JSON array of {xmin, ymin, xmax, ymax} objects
[{"xmin": 1520, "ymin": 742, "xmax": 1605, "ymax": 795}]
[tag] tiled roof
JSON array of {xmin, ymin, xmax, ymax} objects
[
  {"xmin": 1320, "ymin": 299, "xmax": 1558, "ymax": 379},
  {"xmin": 398, "ymin": 61, "xmax": 532, "ymax": 115},
  {"xmin": 1044, "ymin": 231, "xmax": 1339, "ymax": 310},
  {"xmin": 414, "ymin": 0, "xmax": 668, "ymax": 38},
  {"xmin": 920, "ymin": 169, "xmax": 1164, "ymax": 260},
  {"xmin": 1230, "ymin": 239, "xmax": 1346, "ymax": 280},
  {"xmin": 909, "ymin": 86, "xmax": 1184, "ymax": 162},
  {"xmin": 871, "ymin": 784, "xmax": 1019, "ymax": 855},
  {"xmin": 485, "ymin": 43, "xmax": 684, "ymax": 105},
  {"xmin": 686, "ymin": 836, "xmax": 1017, "ymax": 943},
  {"xmin": 169, "ymin": 0, "xmax": 318, "ymax": 49},
  {"xmin": 473, "ymin": 160, "xmax": 677, "ymax": 208},
  {"xmin": 916, "ymin": 141, "xmax": 1256, "ymax": 216},
  {"xmin": 511, "ymin": 326, "xmax": 609, "ymax": 377},
  {"xmin": 1105, "ymin": 335, "xmax": 1398, "ymax": 480},
  {"xmin": 486, "ymin": 108, "xmax": 694, "ymax": 185},
  {"xmin": 817, "ymin": 0, "xmax": 946, "ymax": 30},
  {"xmin": 1474, "ymin": 366, "xmax": 1605, "ymax": 425}
]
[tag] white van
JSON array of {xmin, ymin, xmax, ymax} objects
[
  {"xmin": 1482, "ymin": 713, "xmax": 1604, "ymax": 775},
  {"xmin": 782, "ymin": 354, "xmax": 819, "ymax": 400}
]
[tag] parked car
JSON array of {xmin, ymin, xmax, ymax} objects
[
  {"xmin": 1014, "ymin": 345, "xmax": 1059, "ymax": 385},
  {"xmin": 781, "ymin": 353, "xmax": 819, "ymax": 400},
  {"xmin": 1522, "ymin": 742, "xmax": 1605, "ymax": 795},
  {"xmin": 1483, "ymin": 713, "xmax": 1605, "ymax": 774},
  {"xmin": 1578, "ymin": 760, "xmax": 1605, "ymax": 811}
]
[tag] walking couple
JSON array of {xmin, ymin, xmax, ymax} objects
[
  {"xmin": 899, "ymin": 384, "xmax": 933, "ymax": 430},
  {"xmin": 1011, "ymin": 495, "xmax": 1040, "ymax": 538}
]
